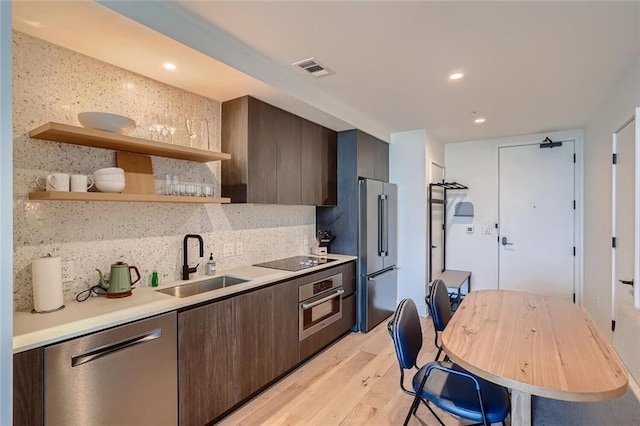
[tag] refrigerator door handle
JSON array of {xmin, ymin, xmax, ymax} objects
[
  {"xmin": 378, "ymin": 195, "xmax": 384, "ymax": 256},
  {"xmin": 380, "ymin": 194, "xmax": 388, "ymax": 257},
  {"xmin": 383, "ymin": 196, "xmax": 389, "ymax": 256}
]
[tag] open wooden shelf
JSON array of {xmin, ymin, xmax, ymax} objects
[
  {"xmin": 28, "ymin": 191, "xmax": 231, "ymax": 204},
  {"xmin": 29, "ymin": 122, "xmax": 231, "ymax": 163}
]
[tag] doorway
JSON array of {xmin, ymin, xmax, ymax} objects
[
  {"xmin": 429, "ymin": 162, "xmax": 444, "ymax": 281},
  {"xmin": 611, "ymin": 109, "xmax": 640, "ymax": 384},
  {"xmin": 498, "ymin": 141, "xmax": 576, "ymax": 300}
]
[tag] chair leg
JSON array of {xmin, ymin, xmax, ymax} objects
[
  {"xmin": 421, "ymin": 400, "xmax": 446, "ymax": 426},
  {"xmin": 403, "ymin": 393, "xmax": 421, "ymax": 426}
]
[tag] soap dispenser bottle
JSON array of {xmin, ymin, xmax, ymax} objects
[{"xmin": 205, "ymin": 253, "xmax": 216, "ymax": 275}]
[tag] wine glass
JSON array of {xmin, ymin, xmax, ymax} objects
[
  {"xmin": 166, "ymin": 114, "xmax": 177, "ymax": 144},
  {"xmin": 151, "ymin": 113, "xmax": 164, "ymax": 141}
]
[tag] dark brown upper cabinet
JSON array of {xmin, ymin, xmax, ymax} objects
[
  {"xmin": 222, "ymin": 96, "xmax": 337, "ymax": 206},
  {"xmin": 356, "ymin": 130, "xmax": 389, "ymax": 182},
  {"xmin": 301, "ymin": 119, "xmax": 337, "ymax": 206},
  {"xmin": 275, "ymin": 108, "xmax": 302, "ymax": 205}
]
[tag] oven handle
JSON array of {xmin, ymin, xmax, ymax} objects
[{"xmin": 301, "ymin": 289, "xmax": 344, "ymax": 310}]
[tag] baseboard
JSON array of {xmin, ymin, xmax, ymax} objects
[{"xmin": 628, "ymin": 371, "xmax": 640, "ymax": 400}]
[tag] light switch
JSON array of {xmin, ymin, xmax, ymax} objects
[{"xmin": 482, "ymin": 226, "xmax": 492, "ymax": 235}]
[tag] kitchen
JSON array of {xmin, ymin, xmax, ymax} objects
[{"xmin": 3, "ymin": 1, "xmax": 640, "ymax": 425}]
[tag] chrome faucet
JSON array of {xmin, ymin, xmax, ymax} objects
[{"xmin": 182, "ymin": 234, "xmax": 204, "ymax": 280}]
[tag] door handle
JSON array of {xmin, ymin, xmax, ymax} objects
[
  {"xmin": 501, "ymin": 237, "xmax": 513, "ymax": 246},
  {"xmin": 619, "ymin": 279, "xmax": 634, "ymax": 287}
]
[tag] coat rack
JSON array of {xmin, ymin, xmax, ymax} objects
[{"xmin": 428, "ymin": 181, "xmax": 468, "ymax": 282}]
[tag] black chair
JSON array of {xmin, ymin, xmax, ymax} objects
[
  {"xmin": 426, "ymin": 279, "xmax": 452, "ymax": 361},
  {"xmin": 388, "ymin": 298, "xmax": 510, "ymax": 426}
]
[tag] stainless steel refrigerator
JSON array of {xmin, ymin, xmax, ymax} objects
[{"xmin": 358, "ymin": 179, "xmax": 398, "ymax": 332}]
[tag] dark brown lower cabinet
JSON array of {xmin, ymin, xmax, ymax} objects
[
  {"xmin": 271, "ymin": 278, "xmax": 300, "ymax": 377},
  {"xmin": 233, "ymin": 287, "xmax": 273, "ymax": 401},
  {"xmin": 178, "ymin": 282, "xmax": 300, "ymax": 424},
  {"xmin": 181, "ymin": 262, "xmax": 357, "ymax": 424},
  {"xmin": 178, "ymin": 299, "xmax": 233, "ymax": 425},
  {"xmin": 13, "ymin": 347, "xmax": 44, "ymax": 426}
]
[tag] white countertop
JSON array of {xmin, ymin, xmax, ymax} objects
[{"xmin": 13, "ymin": 254, "xmax": 356, "ymax": 353}]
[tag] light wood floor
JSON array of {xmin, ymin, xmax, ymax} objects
[{"xmin": 219, "ymin": 317, "xmax": 468, "ymax": 426}]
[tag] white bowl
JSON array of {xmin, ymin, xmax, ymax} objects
[
  {"xmin": 78, "ymin": 112, "xmax": 136, "ymax": 135},
  {"xmin": 95, "ymin": 167, "xmax": 125, "ymax": 176},
  {"xmin": 95, "ymin": 180, "xmax": 125, "ymax": 193}
]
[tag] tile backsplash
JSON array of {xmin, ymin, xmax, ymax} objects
[{"xmin": 12, "ymin": 31, "xmax": 315, "ymax": 311}]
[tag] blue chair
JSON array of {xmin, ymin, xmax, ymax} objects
[
  {"xmin": 426, "ymin": 279, "xmax": 452, "ymax": 361},
  {"xmin": 388, "ymin": 298, "xmax": 510, "ymax": 426}
]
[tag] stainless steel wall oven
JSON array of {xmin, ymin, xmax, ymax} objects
[{"xmin": 299, "ymin": 273, "xmax": 343, "ymax": 341}]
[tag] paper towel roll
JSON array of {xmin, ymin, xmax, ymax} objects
[{"xmin": 32, "ymin": 256, "xmax": 64, "ymax": 313}]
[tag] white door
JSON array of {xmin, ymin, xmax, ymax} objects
[
  {"xmin": 611, "ymin": 112, "xmax": 640, "ymax": 384},
  {"xmin": 498, "ymin": 142, "xmax": 575, "ymax": 300},
  {"xmin": 429, "ymin": 162, "xmax": 445, "ymax": 281},
  {"xmin": 613, "ymin": 116, "xmax": 635, "ymax": 314}
]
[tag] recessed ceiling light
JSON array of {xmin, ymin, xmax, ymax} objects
[
  {"xmin": 163, "ymin": 63, "xmax": 177, "ymax": 71},
  {"xmin": 472, "ymin": 112, "xmax": 486, "ymax": 123},
  {"xmin": 20, "ymin": 18, "xmax": 41, "ymax": 28},
  {"xmin": 448, "ymin": 72, "xmax": 464, "ymax": 80}
]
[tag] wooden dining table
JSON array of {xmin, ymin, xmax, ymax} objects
[{"xmin": 441, "ymin": 290, "xmax": 629, "ymax": 426}]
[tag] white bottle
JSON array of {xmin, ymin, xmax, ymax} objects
[{"xmin": 205, "ymin": 253, "xmax": 216, "ymax": 275}]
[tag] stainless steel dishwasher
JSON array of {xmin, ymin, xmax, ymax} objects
[{"xmin": 44, "ymin": 312, "xmax": 177, "ymax": 425}]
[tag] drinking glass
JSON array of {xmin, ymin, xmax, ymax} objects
[
  {"xmin": 172, "ymin": 175, "xmax": 181, "ymax": 196},
  {"xmin": 186, "ymin": 117, "xmax": 210, "ymax": 150},
  {"xmin": 203, "ymin": 183, "xmax": 213, "ymax": 198}
]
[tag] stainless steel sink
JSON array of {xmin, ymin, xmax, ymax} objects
[{"xmin": 156, "ymin": 276, "xmax": 249, "ymax": 298}]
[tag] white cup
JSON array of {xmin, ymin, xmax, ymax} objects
[
  {"xmin": 35, "ymin": 173, "xmax": 70, "ymax": 191},
  {"xmin": 70, "ymin": 174, "xmax": 94, "ymax": 192}
]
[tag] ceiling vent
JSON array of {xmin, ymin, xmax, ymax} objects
[{"xmin": 292, "ymin": 57, "xmax": 334, "ymax": 78}]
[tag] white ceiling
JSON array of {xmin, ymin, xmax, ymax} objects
[{"xmin": 12, "ymin": 1, "xmax": 640, "ymax": 143}]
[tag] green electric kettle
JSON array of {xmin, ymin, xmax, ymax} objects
[{"xmin": 96, "ymin": 262, "xmax": 140, "ymax": 299}]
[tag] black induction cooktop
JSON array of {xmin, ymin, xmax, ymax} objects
[{"xmin": 253, "ymin": 256, "xmax": 337, "ymax": 272}]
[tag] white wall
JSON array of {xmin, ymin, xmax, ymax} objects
[
  {"xmin": 444, "ymin": 129, "xmax": 583, "ymax": 294},
  {"xmin": 1, "ymin": 2, "xmax": 13, "ymax": 423},
  {"xmin": 390, "ymin": 129, "xmax": 443, "ymax": 316},
  {"xmin": 583, "ymin": 55, "xmax": 640, "ymax": 337}
]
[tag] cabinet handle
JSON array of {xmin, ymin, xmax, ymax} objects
[{"xmin": 71, "ymin": 328, "xmax": 162, "ymax": 367}]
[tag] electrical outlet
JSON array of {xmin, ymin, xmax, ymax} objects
[
  {"xmin": 61, "ymin": 261, "xmax": 74, "ymax": 282},
  {"xmin": 223, "ymin": 243, "xmax": 235, "ymax": 257},
  {"xmin": 236, "ymin": 242, "xmax": 243, "ymax": 256}
]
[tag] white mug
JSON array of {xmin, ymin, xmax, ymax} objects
[
  {"xmin": 35, "ymin": 173, "xmax": 70, "ymax": 191},
  {"xmin": 70, "ymin": 174, "xmax": 94, "ymax": 192}
]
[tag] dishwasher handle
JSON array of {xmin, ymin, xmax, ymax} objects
[{"xmin": 71, "ymin": 328, "xmax": 162, "ymax": 367}]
